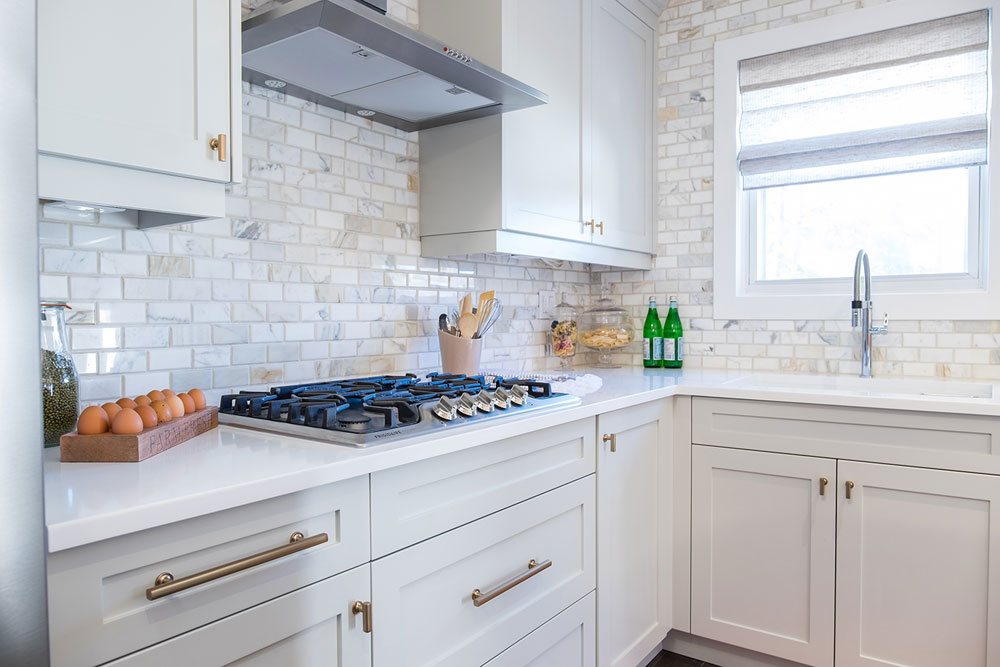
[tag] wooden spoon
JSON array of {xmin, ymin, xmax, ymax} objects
[{"xmin": 459, "ymin": 313, "xmax": 478, "ymax": 338}]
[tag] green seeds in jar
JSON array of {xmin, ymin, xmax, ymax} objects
[{"xmin": 41, "ymin": 349, "xmax": 79, "ymax": 446}]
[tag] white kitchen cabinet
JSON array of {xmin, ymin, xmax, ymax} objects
[
  {"xmin": 836, "ymin": 461, "xmax": 1000, "ymax": 667},
  {"xmin": 485, "ymin": 592, "xmax": 597, "ymax": 667},
  {"xmin": 105, "ymin": 564, "xmax": 372, "ymax": 667},
  {"xmin": 590, "ymin": 0, "xmax": 655, "ymax": 255},
  {"xmin": 371, "ymin": 476, "xmax": 595, "ymax": 667},
  {"xmin": 596, "ymin": 400, "xmax": 671, "ymax": 667},
  {"xmin": 419, "ymin": 0, "xmax": 656, "ymax": 270},
  {"xmin": 690, "ymin": 446, "xmax": 836, "ymax": 667},
  {"xmin": 37, "ymin": 0, "xmax": 242, "ymax": 224}
]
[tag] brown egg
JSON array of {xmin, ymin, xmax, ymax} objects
[
  {"xmin": 147, "ymin": 389, "xmax": 165, "ymax": 402},
  {"xmin": 116, "ymin": 397, "xmax": 137, "ymax": 410},
  {"xmin": 101, "ymin": 402, "xmax": 122, "ymax": 422},
  {"xmin": 150, "ymin": 400, "xmax": 173, "ymax": 423},
  {"xmin": 165, "ymin": 395, "xmax": 185, "ymax": 418},
  {"xmin": 162, "ymin": 389, "xmax": 177, "ymax": 399},
  {"xmin": 77, "ymin": 405, "xmax": 110, "ymax": 435},
  {"xmin": 111, "ymin": 408, "xmax": 144, "ymax": 435},
  {"xmin": 134, "ymin": 395, "xmax": 152, "ymax": 406},
  {"xmin": 177, "ymin": 392, "xmax": 196, "ymax": 414},
  {"xmin": 135, "ymin": 404, "xmax": 159, "ymax": 429},
  {"xmin": 187, "ymin": 388, "xmax": 207, "ymax": 410}
]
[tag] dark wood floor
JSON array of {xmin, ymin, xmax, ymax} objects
[{"xmin": 648, "ymin": 650, "xmax": 721, "ymax": 667}]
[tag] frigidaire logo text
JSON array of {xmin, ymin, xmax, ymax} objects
[{"xmin": 373, "ymin": 430, "xmax": 403, "ymax": 439}]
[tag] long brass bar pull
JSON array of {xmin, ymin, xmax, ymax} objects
[
  {"xmin": 472, "ymin": 559, "xmax": 552, "ymax": 607},
  {"xmin": 352, "ymin": 601, "xmax": 373, "ymax": 633},
  {"xmin": 146, "ymin": 532, "xmax": 328, "ymax": 601},
  {"xmin": 819, "ymin": 477, "xmax": 829, "ymax": 496},
  {"xmin": 603, "ymin": 433, "xmax": 617, "ymax": 453},
  {"xmin": 846, "ymin": 480, "xmax": 855, "ymax": 499},
  {"xmin": 209, "ymin": 133, "xmax": 227, "ymax": 161}
]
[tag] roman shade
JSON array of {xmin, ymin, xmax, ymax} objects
[{"xmin": 737, "ymin": 10, "xmax": 989, "ymax": 189}]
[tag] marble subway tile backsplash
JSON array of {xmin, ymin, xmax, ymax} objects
[{"xmin": 593, "ymin": 0, "xmax": 1000, "ymax": 381}]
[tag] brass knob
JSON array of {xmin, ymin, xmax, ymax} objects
[
  {"xmin": 819, "ymin": 477, "xmax": 828, "ymax": 496},
  {"xmin": 290, "ymin": 531, "xmax": 305, "ymax": 542},
  {"xmin": 209, "ymin": 133, "xmax": 227, "ymax": 162},
  {"xmin": 352, "ymin": 600, "xmax": 373, "ymax": 633},
  {"xmin": 154, "ymin": 572, "xmax": 174, "ymax": 586},
  {"xmin": 595, "ymin": 220, "xmax": 605, "ymax": 235},
  {"xmin": 846, "ymin": 480, "xmax": 855, "ymax": 499},
  {"xmin": 602, "ymin": 433, "xmax": 617, "ymax": 453}
]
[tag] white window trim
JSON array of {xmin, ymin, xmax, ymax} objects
[{"xmin": 714, "ymin": 0, "xmax": 1000, "ymax": 321}]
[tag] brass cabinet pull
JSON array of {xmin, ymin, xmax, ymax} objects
[
  {"xmin": 595, "ymin": 220, "xmax": 605, "ymax": 235},
  {"xmin": 352, "ymin": 600, "xmax": 373, "ymax": 633},
  {"xmin": 846, "ymin": 480, "xmax": 855, "ymax": 499},
  {"xmin": 819, "ymin": 477, "xmax": 829, "ymax": 496},
  {"xmin": 471, "ymin": 559, "xmax": 552, "ymax": 607},
  {"xmin": 603, "ymin": 433, "xmax": 617, "ymax": 453},
  {"xmin": 146, "ymin": 532, "xmax": 327, "ymax": 601},
  {"xmin": 584, "ymin": 219, "xmax": 595, "ymax": 233},
  {"xmin": 209, "ymin": 133, "xmax": 227, "ymax": 162}
]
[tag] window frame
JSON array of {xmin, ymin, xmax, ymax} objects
[{"xmin": 714, "ymin": 0, "xmax": 1000, "ymax": 320}]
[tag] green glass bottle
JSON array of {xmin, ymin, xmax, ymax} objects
[
  {"xmin": 642, "ymin": 296, "xmax": 663, "ymax": 368},
  {"xmin": 661, "ymin": 296, "xmax": 683, "ymax": 368}
]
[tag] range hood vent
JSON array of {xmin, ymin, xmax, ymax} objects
[{"xmin": 242, "ymin": 0, "xmax": 548, "ymax": 132}]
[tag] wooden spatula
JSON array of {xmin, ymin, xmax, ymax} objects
[{"xmin": 459, "ymin": 313, "xmax": 477, "ymax": 338}]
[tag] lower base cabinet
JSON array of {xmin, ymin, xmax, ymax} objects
[
  {"xmin": 106, "ymin": 564, "xmax": 372, "ymax": 666},
  {"xmin": 485, "ymin": 593, "xmax": 596, "ymax": 667},
  {"xmin": 836, "ymin": 461, "xmax": 1000, "ymax": 667}
]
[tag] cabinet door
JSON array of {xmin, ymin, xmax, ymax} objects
[
  {"xmin": 836, "ymin": 462, "xmax": 1000, "ymax": 667},
  {"xmin": 38, "ymin": 0, "xmax": 233, "ymax": 182},
  {"xmin": 501, "ymin": 0, "xmax": 590, "ymax": 243},
  {"xmin": 106, "ymin": 564, "xmax": 372, "ymax": 667},
  {"xmin": 590, "ymin": 0, "xmax": 655, "ymax": 254},
  {"xmin": 691, "ymin": 446, "xmax": 836, "ymax": 667},
  {"xmin": 597, "ymin": 400, "xmax": 671, "ymax": 667}
]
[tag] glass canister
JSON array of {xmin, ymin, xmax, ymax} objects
[
  {"xmin": 580, "ymin": 288, "xmax": 634, "ymax": 368},
  {"xmin": 40, "ymin": 302, "xmax": 79, "ymax": 447},
  {"xmin": 549, "ymin": 293, "xmax": 579, "ymax": 369}
]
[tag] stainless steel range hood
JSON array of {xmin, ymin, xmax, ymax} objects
[{"xmin": 242, "ymin": 0, "xmax": 548, "ymax": 132}]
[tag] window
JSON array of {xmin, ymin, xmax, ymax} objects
[{"xmin": 714, "ymin": 0, "xmax": 1000, "ymax": 320}]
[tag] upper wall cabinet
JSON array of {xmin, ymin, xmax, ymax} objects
[
  {"xmin": 37, "ymin": 0, "xmax": 242, "ymax": 226},
  {"xmin": 419, "ymin": 0, "xmax": 656, "ymax": 270}
]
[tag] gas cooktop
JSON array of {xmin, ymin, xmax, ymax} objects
[{"xmin": 217, "ymin": 373, "xmax": 582, "ymax": 447}]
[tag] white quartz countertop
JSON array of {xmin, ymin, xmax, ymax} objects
[{"xmin": 44, "ymin": 368, "xmax": 1000, "ymax": 552}]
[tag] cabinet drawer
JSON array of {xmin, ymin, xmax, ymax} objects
[
  {"xmin": 371, "ymin": 418, "xmax": 595, "ymax": 557},
  {"xmin": 484, "ymin": 592, "xmax": 596, "ymax": 667},
  {"xmin": 48, "ymin": 475, "xmax": 369, "ymax": 667},
  {"xmin": 372, "ymin": 475, "xmax": 596, "ymax": 667},
  {"xmin": 692, "ymin": 398, "xmax": 1000, "ymax": 474},
  {"xmin": 106, "ymin": 564, "xmax": 371, "ymax": 667}
]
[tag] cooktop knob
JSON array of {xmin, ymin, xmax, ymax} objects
[
  {"xmin": 457, "ymin": 393, "xmax": 478, "ymax": 417},
  {"xmin": 509, "ymin": 384, "xmax": 528, "ymax": 406},
  {"xmin": 492, "ymin": 387, "xmax": 510, "ymax": 409},
  {"xmin": 432, "ymin": 395, "xmax": 457, "ymax": 421},
  {"xmin": 474, "ymin": 389, "xmax": 495, "ymax": 413}
]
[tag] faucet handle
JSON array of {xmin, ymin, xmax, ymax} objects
[{"xmin": 871, "ymin": 313, "xmax": 889, "ymax": 335}]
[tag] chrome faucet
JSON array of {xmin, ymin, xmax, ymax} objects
[{"xmin": 851, "ymin": 249, "xmax": 888, "ymax": 378}]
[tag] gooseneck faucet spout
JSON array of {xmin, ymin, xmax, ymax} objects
[{"xmin": 851, "ymin": 250, "xmax": 888, "ymax": 378}]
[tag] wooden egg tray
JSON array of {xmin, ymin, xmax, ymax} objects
[{"xmin": 59, "ymin": 406, "xmax": 219, "ymax": 462}]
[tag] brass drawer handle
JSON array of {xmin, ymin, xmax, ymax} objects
[
  {"xmin": 603, "ymin": 433, "xmax": 617, "ymax": 452},
  {"xmin": 146, "ymin": 531, "xmax": 328, "ymax": 601},
  {"xmin": 819, "ymin": 477, "xmax": 829, "ymax": 496},
  {"xmin": 471, "ymin": 559, "xmax": 552, "ymax": 607},
  {"xmin": 352, "ymin": 600, "xmax": 373, "ymax": 633},
  {"xmin": 595, "ymin": 220, "xmax": 604, "ymax": 235},
  {"xmin": 846, "ymin": 480, "xmax": 855, "ymax": 499},
  {"xmin": 209, "ymin": 133, "xmax": 227, "ymax": 162}
]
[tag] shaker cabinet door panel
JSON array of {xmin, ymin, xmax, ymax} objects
[
  {"xmin": 836, "ymin": 462, "xmax": 1000, "ymax": 667},
  {"xmin": 690, "ymin": 446, "xmax": 836, "ymax": 667},
  {"xmin": 590, "ymin": 0, "xmax": 655, "ymax": 254},
  {"xmin": 38, "ymin": 0, "xmax": 233, "ymax": 182}
]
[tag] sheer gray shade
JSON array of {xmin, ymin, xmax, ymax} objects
[{"xmin": 737, "ymin": 10, "xmax": 989, "ymax": 190}]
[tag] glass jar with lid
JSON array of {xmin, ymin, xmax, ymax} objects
[
  {"xmin": 549, "ymin": 293, "xmax": 579, "ymax": 369},
  {"xmin": 40, "ymin": 302, "xmax": 79, "ymax": 447},
  {"xmin": 580, "ymin": 287, "xmax": 634, "ymax": 368}
]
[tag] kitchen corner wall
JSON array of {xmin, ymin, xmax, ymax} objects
[
  {"xmin": 597, "ymin": 0, "xmax": 1000, "ymax": 380},
  {"xmin": 38, "ymin": 0, "xmax": 592, "ymax": 405}
]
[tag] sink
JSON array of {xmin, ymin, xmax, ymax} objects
[{"xmin": 728, "ymin": 374, "xmax": 996, "ymax": 399}]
